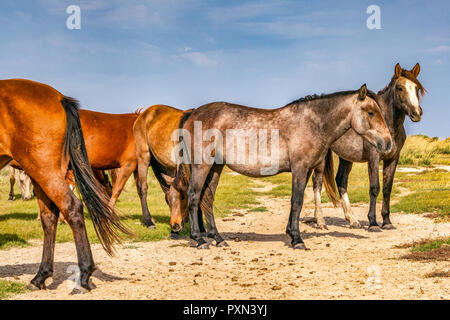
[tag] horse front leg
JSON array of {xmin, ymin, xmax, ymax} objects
[
  {"xmin": 381, "ymin": 156, "xmax": 399, "ymax": 230},
  {"xmin": 186, "ymin": 164, "xmax": 212, "ymax": 249},
  {"xmin": 201, "ymin": 164, "xmax": 227, "ymax": 246},
  {"xmin": 367, "ymin": 154, "xmax": 381, "ymax": 232},
  {"xmin": 8, "ymin": 166, "xmax": 15, "ymax": 201},
  {"xmin": 286, "ymin": 166, "xmax": 310, "ymax": 249}
]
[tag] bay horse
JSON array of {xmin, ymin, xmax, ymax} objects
[
  {"xmin": 77, "ymin": 109, "xmax": 142, "ymax": 212},
  {"xmin": 0, "ymin": 79, "xmax": 131, "ymax": 291},
  {"xmin": 309, "ymin": 63, "xmax": 425, "ymax": 231},
  {"xmin": 134, "ymin": 105, "xmax": 208, "ymax": 232},
  {"xmin": 7, "ymin": 164, "xmax": 33, "ymax": 201},
  {"xmin": 174, "ymin": 84, "xmax": 392, "ymax": 249}
]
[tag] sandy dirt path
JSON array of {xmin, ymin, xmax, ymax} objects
[{"xmin": 1, "ymin": 179, "xmax": 449, "ymax": 300}]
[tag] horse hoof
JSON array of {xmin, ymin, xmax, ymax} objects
[
  {"xmin": 197, "ymin": 243, "xmax": 210, "ymax": 250},
  {"xmin": 27, "ymin": 282, "xmax": 45, "ymax": 291},
  {"xmin": 367, "ymin": 226, "xmax": 382, "ymax": 232},
  {"xmin": 293, "ymin": 242, "xmax": 307, "ymax": 250},
  {"xmin": 382, "ymin": 224, "xmax": 396, "ymax": 230},
  {"xmin": 317, "ymin": 224, "xmax": 328, "ymax": 230},
  {"xmin": 217, "ymin": 241, "xmax": 229, "ymax": 247},
  {"xmin": 350, "ymin": 222, "xmax": 362, "ymax": 229},
  {"xmin": 79, "ymin": 284, "xmax": 91, "ymax": 293},
  {"xmin": 147, "ymin": 224, "xmax": 156, "ymax": 230}
]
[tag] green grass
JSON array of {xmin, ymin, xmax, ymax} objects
[
  {"xmin": 412, "ymin": 238, "xmax": 450, "ymax": 252},
  {"xmin": 399, "ymin": 135, "xmax": 450, "ymax": 166},
  {"xmin": 0, "ymin": 280, "xmax": 26, "ymax": 300},
  {"xmin": 0, "ymin": 168, "xmax": 260, "ymax": 250},
  {"xmin": 391, "ymin": 169, "xmax": 450, "ymax": 218}
]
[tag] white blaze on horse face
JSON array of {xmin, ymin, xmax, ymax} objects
[{"xmin": 405, "ymin": 79, "xmax": 419, "ymax": 107}]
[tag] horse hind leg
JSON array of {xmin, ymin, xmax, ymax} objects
[
  {"xmin": 28, "ymin": 182, "xmax": 59, "ymax": 290},
  {"xmin": 29, "ymin": 170, "xmax": 96, "ymax": 292},
  {"xmin": 309, "ymin": 162, "xmax": 328, "ymax": 230},
  {"xmin": 335, "ymin": 158, "xmax": 361, "ymax": 229}
]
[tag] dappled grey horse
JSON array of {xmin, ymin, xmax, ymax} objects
[
  {"xmin": 174, "ymin": 84, "xmax": 392, "ymax": 249},
  {"xmin": 308, "ymin": 63, "xmax": 425, "ymax": 231}
]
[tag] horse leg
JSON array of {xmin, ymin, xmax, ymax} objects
[
  {"xmin": 201, "ymin": 164, "xmax": 228, "ymax": 246},
  {"xmin": 286, "ymin": 165, "xmax": 310, "ymax": 249},
  {"xmin": 28, "ymin": 182, "xmax": 59, "ymax": 290},
  {"xmin": 304, "ymin": 161, "xmax": 327, "ymax": 229},
  {"xmin": 335, "ymin": 158, "xmax": 361, "ymax": 228},
  {"xmin": 187, "ymin": 164, "xmax": 213, "ymax": 249},
  {"xmin": 135, "ymin": 151, "xmax": 155, "ymax": 228},
  {"xmin": 367, "ymin": 154, "xmax": 381, "ymax": 232},
  {"xmin": 8, "ymin": 166, "xmax": 15, "ymax": 201},
  {"xmin": 109, "ymin": 162, "xmax": 136, "ymax": 208},
  {"xmin": 381, "ymin": 156, "xmax": 399, "ymax": 230}
]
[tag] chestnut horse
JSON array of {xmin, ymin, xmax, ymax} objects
[
  {"xmin": 78, "ymin": 109, "xmax": 141, "ymax": 211},
  {"xmin": 133, "ymin": 105, "xmax": 206, "ymax": 232},
  {"xmin": 174, "ymin": 85, "xmax": 392, "ymax": 249},
  {"xmin": 309, "ymin": 63, "xmax": 425, "ymax": 231},
  {"xmin": 0, "ymin": 79, "xmax": 131, "ymax": 291}
]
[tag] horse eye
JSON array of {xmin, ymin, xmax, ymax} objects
[
  {"xmin": 397, "ymin": 86, "xmax": 403, "ymax": 91},
  {"xmin": 368, "ymin": 111, "xmax": 374, "ymax": 117}
]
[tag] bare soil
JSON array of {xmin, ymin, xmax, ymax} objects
[{"xmin": 1, "ymin": 180, "xmax": 449, "ymax": 300}]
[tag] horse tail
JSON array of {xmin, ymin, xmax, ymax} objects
[
  {"xmin": 323, "ymin": 149, "xmax": 340, "ymax": 207},
  {"xmin": 61, "ymin": 96, "xmax": 132, "ymax": 256},
  {"xmin": 150, "ymin": 155, "xmax": 170, "ymax": 193},
  {"xmin": 173, "ymin": 110, "xmax": 194, "ymax": 195}
]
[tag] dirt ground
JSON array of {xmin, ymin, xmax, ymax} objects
[{"xmin": 1, "ymin": 180, "xmax": 449, "ymax": 300}]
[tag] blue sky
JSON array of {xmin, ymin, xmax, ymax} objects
[{"xmin": 0, "ymin": 0, "xmax": 449, "ymax": 137}]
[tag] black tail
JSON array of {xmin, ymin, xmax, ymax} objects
[
  {"xmin": 61, "ymin": 97, "xmax": 132, "ymax": 255},
  {"xmin": 150, "ymin": 154, "xmax": 170, "ymax": 193}
]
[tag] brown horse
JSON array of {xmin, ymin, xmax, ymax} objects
[
  {"xmin": 78, "ymin": 109, "xmax": 141, "ymax": 210},
  {"xmin": 133, "ymin": 105, "xmax": 199, "ymax": 231},
  {"xmin": 174, "ymin": 85, "xmax": 392, "ymax": 249},
  {"xmin": 309, "ymin": 63, "xmax": 425, "ymax": 231},
  {"xmin": 0, "ymin": 79, "xmax": 131, "ymax": 291}
]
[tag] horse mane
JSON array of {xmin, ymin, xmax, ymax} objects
[
  {"xmin": 378, "ymin": 70, "xmax": 426, "ymax": 97},
  {"xmin": 133, "ymin": 107, "xmax": 144, "ymax": 114},
  {"xmin": 285, "ymin": 89, "xmax": 377, "ymax": 107}
]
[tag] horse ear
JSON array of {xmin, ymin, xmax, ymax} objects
[
  {"xmin": 358, "ymin": 84, "xmax": 367, "ymax": 100},
  {"xmin": 411, "ymin": 63, "xmax": 420, "ymax": 77},
  {"xmin": 394, "ymin": 63, "xmax": 402, "ymax": 78}
]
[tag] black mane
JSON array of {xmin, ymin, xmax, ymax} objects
[{"xmin": 285, "ymin": 89, "xmax": 377, "ymax": 107}]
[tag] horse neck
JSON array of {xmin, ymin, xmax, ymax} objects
[
  {"xmin": 304, "ymin": 97, "xmax": 354, "ymax": 148},
  {"xmin": 377, "ymin": 85, "xmax": 406, "ymax": 137}
]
